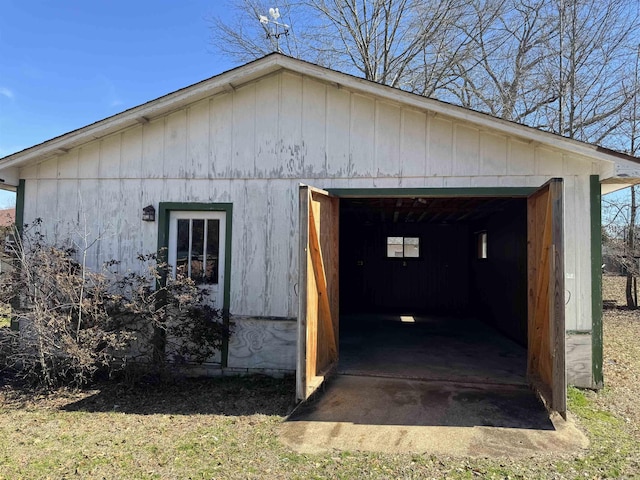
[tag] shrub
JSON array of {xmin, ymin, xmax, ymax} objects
[{"xmin": 0, "ymin": 219, "xmax": 229, "ymax": 389}]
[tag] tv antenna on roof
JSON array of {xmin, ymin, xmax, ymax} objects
[{"xmin": 259, "ymin": 7, "xmax": 289, "ymax": 53}]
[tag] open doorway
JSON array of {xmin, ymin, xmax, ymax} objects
[
  {"xmin": 297, "ymin": 183, "xmax": 565, "ymax": 417},
  {"xmin": 338, "ymin": 196, "xmax": 528, "ymax": 385}
]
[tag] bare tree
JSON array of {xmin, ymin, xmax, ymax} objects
[
  {"xmin": 209, "ymin": 1, "xmax": 307, "ymax": 62},
  {"xmin": 209, "ymin": 0, "xmax": 640, "ymax": 150},
  {"xmin": 601, "ymin": 43, "xmax": 640, "ymax": 309},
  {"xmin": 442, "ymin": 0, "xmax": 558, "ymax": 121},
  {"xmin": 442, "ymin": 0, "xmax": 640, "ymax": 146},
  {"xmin": 603, "ymin": 191, "xmax": 640, "ymax": 308},
  {"xmin": 307, "ymin": 0, "xmax": 466, "ymax": 88},
  {"xmin": 209, "ymin": 0, "xmax": 474, "ymax": 91},
  {"xmin": 542, "ymin": 0, "xmax": 640, "ymax": 145},
  {"xmin": 601, "ymin": 52, "xmax": 640, "ymax": 303}
]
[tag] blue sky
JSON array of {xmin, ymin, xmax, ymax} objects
[{"xmin": 0, "ymin": 1, "xmax": 240, "ymax": 207}]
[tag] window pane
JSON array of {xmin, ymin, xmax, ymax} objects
[
  {"xmin": 191, "ymin": 219, "xmax": 205, "ymax": 282},
  {"xmin": 404, "ymin": 237, "xmax": 419, "ymax": 257},
  {"xmin": 205, "ymin": 219, "xmax": 220, "ymax": 284},
  {"xmin": 176, "ymin": 219, "xmax": 190, "ymax": 277},
  {"xmin": 387, "ymin": 237, "xmax": 403, "ymax": 257},
  {"xmin": 478, "ymin": 231, "xmax": 488, "ymax": 259}
]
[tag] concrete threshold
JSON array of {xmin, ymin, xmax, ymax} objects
[{"xmin": 279, "ymin": 375, "xmax": 588, "ymax": 457}]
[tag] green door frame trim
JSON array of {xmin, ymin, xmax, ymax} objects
[
  {"xmin": 15, "ymin": 179, "xmax": 25, "ymax": 238},
  {"xmin": 10, "ymin": 180, "xmax": 25, "ymax": 330},
  {"xmin": 327, "ymin": 187, "xmax": 538, "ymax": 198},
  {"xmin": 590, "ymin": 175, "xmax": 603, "ymax": 388},
  {"xmin": 157, "ymin": 201, "xmax": 233, "ymax": 367}
]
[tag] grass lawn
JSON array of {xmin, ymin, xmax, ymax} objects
[
  {"xmin": 0, "ymin": 276, "xmax": 639, "ymax": 479},
  {"xmin": 0, "ymin": 305, "xmax": 9, "ymax": 329}
]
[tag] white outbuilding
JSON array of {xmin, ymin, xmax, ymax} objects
[{"xmin": 2, "ymin": 54, "xmax": 639, "ymax": 416}]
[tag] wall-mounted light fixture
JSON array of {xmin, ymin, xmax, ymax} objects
[{"xmin": 142, "ymin": 205, "xmax": 156, "ymax": 222}]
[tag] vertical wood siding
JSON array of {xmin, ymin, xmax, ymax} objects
[{"xmin": 20, "ymin": 71, "xmax": 594, "ymax": 329}]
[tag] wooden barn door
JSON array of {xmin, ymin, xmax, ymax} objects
[
  {"xmin": 527, "ymin": 178, "xmax": 566, "ymax": 418},
  {"xmin": 297, "ymin": 185, "xmax": 340, "ymax": 401}
]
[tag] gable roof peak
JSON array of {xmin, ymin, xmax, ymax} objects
[{"xmin": 0, "ymin": 53, "xmax": 637, "ymax": 173}]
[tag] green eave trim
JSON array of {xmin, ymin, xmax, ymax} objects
[
  {"xmin": 15, "ymin": 179, "xmax": 25, "ymax": 237},
  {"xmin": 327, "ymin": 187, "xmax": 537, "ymax": 198},
  {"xmin": 157, "ymin": 202, "xmax": 233, "ymax": 367},
  {"xmin": 590, "ymin": 175, "xmax": 603, "ymax": 388}
]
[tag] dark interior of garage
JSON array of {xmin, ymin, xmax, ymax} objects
[{"xmin": 338, "ymin": 196, "xmax": 529, "ymax": 384}]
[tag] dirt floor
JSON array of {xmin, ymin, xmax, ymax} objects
[{"xmin": 0, "ymin": 275, "xmax": 638, "ymax": 478}]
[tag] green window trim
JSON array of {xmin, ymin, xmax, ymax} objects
[{"xmin": 157, "ymin": 202, "xmax": 233, "ymax": 367}]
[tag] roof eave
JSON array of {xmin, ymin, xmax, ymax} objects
[
  {"xmin": 1, "ymin": 53, "xmax": 637, "ymax": 173},
  {"xmin": 0, "ymin": 54, "xmax": 284, "ymax": 170}
]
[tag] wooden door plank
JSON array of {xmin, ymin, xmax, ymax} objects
[
  {"xmin": 528, "ymin": 185, "xmax": 553, "ymax": 402},
  {"xmin": 296, "ymin": 186, "xmax": 310, "ymax": 401},
  {"xmin": 308, "ymin": 190, "xmax": 340, "ymax": 382},
  {"xmin": 297, "ymin": 185, "xmax": 340, "ymax": 401},
  {"xmin": 306, "ymin": 239, "xmax": 320, "ymax": 393},
  {"xmin": 527, "ymin": 179, "xmax": 566, "ymax": 418},
  {"xmin": 534, "ymin": 193, "xmax": 553, "ymax": 386},
  {"xmin": 308, "ymin": 200, "xmax": 338, "ymax": 369},
  {"xmin": 550, "ymin": 180, "xmax": 566, "ymax": 416}
]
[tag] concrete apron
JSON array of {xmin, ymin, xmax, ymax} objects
[{"xmin": 279, "ymin": 375, "xmax": 588, "ymax": 457}]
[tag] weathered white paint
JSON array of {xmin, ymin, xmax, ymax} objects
[
  {"xmin": 210, "ymin": 93, "xmax": 233, "ymax": 179},
  {"xmin": 79, "ymin": 142, "xmax": 100, "ymax": 179},
  {"xmin": 328, "ymin": 87, "xmax": 352, "ymax": 178},
  {"xmin": 141, "ymin": 119, "xmax": 164, "ymax": 179},
  {"xmin": 227, "ymin": 317, "xmax": 297, "ymax": 371},
  {"xmin": 566, "ymin": 333, "xmax": 593, "ymax": 388},
  {"xmin": 401, "ymin": 108, "xmax": 427, "ymax": 178},
  {"xmin": 430, "ymin": 116, "xmax": 453, "ymax": 177},
  {"xmin": 121, "ymin": 126, "xmax": 143, "ymax": 179},
  {"xmin": 186, "ymin": 100, "xmax": 210, "ymax": 179},
  {"xmin": 611, "ymin": 156, "xmax": 640, "ymax": 180},
  {"xmin": 480, "ymin": 132, "xmax": 507, "ymax": 175},
  {"xmin": 453, "ymin": 125, "xmax": 479, "ymax": 177},
  {"xmin": 376, "ymin": 101, "xmax": 401, "ymax": 177},
  {"xmin": 17, "ymin": 68, "xmax": 601, "ymax": 380},
  {"xmin": 0, "ymin": 167, "xmax": 19, "ymax": 186},
  {"xmin": 303, "ymin": 77, "xmax": 327, "ymax": 176}
]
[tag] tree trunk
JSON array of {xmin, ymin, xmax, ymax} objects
[
  {"xmin": 626, "ymin": 186, "xmax": 637, "ymax": 308},
  {"xmin": 626, "ymin": 274, "xmax": 635, "ymax": 308}
]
